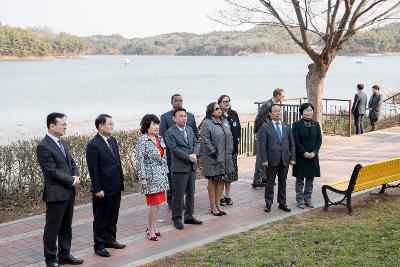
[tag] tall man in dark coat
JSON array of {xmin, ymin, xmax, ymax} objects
[
  {"xmin": 252, "ymin": 88, "xmax": 285, "ymax": 188},
  {"xmin": 368, "ymin": 85, "xmax": 383, "ymax": 131},
  {"xmin": 351, "ymin": 83, "xmax": 368, "ymax": 135},
  {"xmin": 36, "ymin": 112, "xmax": 83, "ymax": 267},
  {"xmin": 257, "ymin": 104, "xmax": 296, "ymax": 213},
  {"xmin": 86, "ymin": 114, "xmax": 126, "ymax": 258},
  {"xmin": 160, "ymin": 94, "xmax": 199, "ymax": 208},
  {"xmin": 165, "ymin": 108, "xmax": 202, "ymax": 230}
]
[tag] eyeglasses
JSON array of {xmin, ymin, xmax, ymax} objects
[
  {"xmin": 214, "ymin": 107, "xmax": 221, "ymax": 111},
  {"xmin": 221, "ymin": 100, "xmax": 230, "ymax": 103}
]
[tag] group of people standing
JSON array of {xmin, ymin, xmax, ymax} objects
[
  {"xmin": 252, "ymin": 88, "xmax": 322, "ymax": 212},
  {"xmin": 352, "ymin": 84, "xmax": 383, "ymax": 135},
  {"xmin": 135, "ymin": 94, "xmax": 242, "ymax": 240},
  {"xmin": 36, "ymin": 90, "xmax": 324, "ymax": 267}
]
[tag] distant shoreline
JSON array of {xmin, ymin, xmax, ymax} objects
[
  {"xmin": 1, "ymin": 52, "xmax": 400, "ymax": 61},
  {"xmin": 0, "ymin": 54, "xmax": 87, "ymax": 61}
]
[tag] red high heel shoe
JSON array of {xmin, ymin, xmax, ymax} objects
[{"xmin": 146, "ymin": 227, "xmax": 160, "ymax": 240}]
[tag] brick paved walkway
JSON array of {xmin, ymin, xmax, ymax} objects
[{"xmin": 1, "ymin": 127, "xmax": 399, "ymax": 267}]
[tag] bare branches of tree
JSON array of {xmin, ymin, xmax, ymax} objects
[{"xmin": 212, "ymin": 0, "xmax": 400, "ymax": 122}]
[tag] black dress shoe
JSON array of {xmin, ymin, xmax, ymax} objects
[
  {"xmin": 278, "ymin": 204, "xmax": 291, "ymax": 212},
  {"xmin": 217, "ymin": 210, "xmax": 227, "ymax": 215},
  {"xmin": 211, "ymin": 210, "xmax": 222, "ymax": 216},
  {"xmin": 252, "ymin": 182, "xmax": 266, "ymax": 188},
  {"xmin": 95, "ymin": 248, "xmax": 111, "ymax": 257},
  {"xmin": 105, "ymin": 241, "xmax": 126, "ymax": 249},
  {"xmin": 264, "ymin": 204, "xmax": 271, "ymax": 212},
  {"xmin": 225, "ymin": 197, "xmax": 233, "ymax": 205},
  {"xmin": 174, "ymin": 220, "xmax": 184, "ymax": 230},
  {"xmin": 58, "ymin": 254, "xmax": 83, "ymax": 265},
  {"xmin": 184, "ymin": 217, "xmax": 203, "ymax": 224},
  {"xmin": 46, "ymin": 262, "xmax": 59, "ymax": 267}
]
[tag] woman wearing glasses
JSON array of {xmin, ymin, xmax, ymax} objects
[
  {"xmin": 217, "ymin": 95, "xmax": 241, "ymax": 206},
  {"xmin": 200, "ymin": 102, "xmax": 234, "ymax": 216}
]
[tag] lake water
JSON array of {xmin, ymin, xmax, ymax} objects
[{"xmin": 1, "ymin": 55, "xmax": 399, "ymax": 142}]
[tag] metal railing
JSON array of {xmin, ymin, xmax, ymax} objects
[{"xmin": 238, "ymin": 121, "xmax": 255, "ymax": 157}]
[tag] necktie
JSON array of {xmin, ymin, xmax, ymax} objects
[
  {"xmin": 107, "ymin": 138, "xmax": 115, "ymax": 155},
  {"xmin": 181, "ymin": 129, "xmax": 188, "ymax": 143},
  {"xmin": 275, "ymin": 122, "xmax": 283, "ymax": 142},
  {"xmin": 57, "ymin": 140, "xmax": 67, "ymax": 158}
]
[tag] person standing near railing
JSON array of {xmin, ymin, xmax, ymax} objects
[
  {"xmin": 351, "ymin": 84, "xmax": 367, "ymax": 135},
  {"xmin": 292, "ymin": 103, "xmax": 322, "ymax": 209},
  {"xmin": 218, "ymin": 95, "xmax": 241, "ymax": 206},
  {"xmin": 257, "ymin": 104, "xmax": 295, "ymax": 213},
  {"xmin": 368, "ymin": 85, "xmax": 383, "ymax": 131},
  {"xmin": 200, "ymin": 102, "xmax": 234, "ymax": 216},
  {"xmin": 252, "ymin": 88, "xmax": 285, "ymax": 188}
]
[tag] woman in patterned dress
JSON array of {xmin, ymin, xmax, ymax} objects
[{"xmin": 135, "ymin": 114, "xmax": 169, "ymax": 241}]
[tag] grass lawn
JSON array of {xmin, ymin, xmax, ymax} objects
[{"xmin": 148, "ymin": 189, "xmax": 400, "ymax": 267}]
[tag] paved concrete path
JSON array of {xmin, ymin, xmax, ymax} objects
[{"xmin": 1, "ymin": 127, "xmax": 399, "ymax": 267}]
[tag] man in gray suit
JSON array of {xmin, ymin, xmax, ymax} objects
[
  {"xmin": 160, "ymin": 94, "xmax": 199, "ymax": 208},
  {"xmin": 252, "ymin": 88, "xmax": 285, "ymax": 188},
  {"xmin": 165, "ymin": 108, "xmax": 202, "ymax": 230},
  {"xmin": 368, "ymin": 85, "xmax": 383, "ymax": 131},
  {"xmin": 351, "ymin": 84, "xmax": 368, "ymax": 135},
  {"xmin": 257, "ymin": 104, "xmax": 295, "ymax": 212}
]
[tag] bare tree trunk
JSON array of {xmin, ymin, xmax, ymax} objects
[{"xmin": 306, "ymin": 63, "xmax": 328, "ymax": 124}]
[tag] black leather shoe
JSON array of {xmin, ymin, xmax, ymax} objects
[
  {"xmin": 174, "ymin": 220, "xmax": 184, "ymax": 230},
  {"xmin": 264, "ymin": 204, "xmax": 271, "ymax": 212},
  {"xmin": 211, "ymin": 210, "xmax": 222, "ymax": 216},
  {"xmin": 184, "ymin": 217, "xmax": 203, "ymax": 224},
  {"xmin": 252, "ymin": 182, "xmax": 266, "ymax": 188},
  {"xmin": 278, "ymin": 204, "xmax": 291, "ymax": 212},
  {"xmin": 58, "ymin": 254, "xmax": 83, "ymax": 265},
  {"xmin": 217, "ymin": 210, "xmax": 227, "ymax": 215},
  {"xmin": 105, "ymin": 241, "xmax": 126, "ymax": 249},
  {"xmin": 46, "ymin": 263, "xmax": 59, "ymax": 267},
  {"xmin": 225, "ymin": 197, "xmax": 233, "ymax": 205},
  {"xmin": 95, "ymin": 248, "xmax": 111, "ymax": 257}
]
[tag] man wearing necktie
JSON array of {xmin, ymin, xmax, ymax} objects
[
  {"xmin": 159, "ymin": 94, "xmax": 199, "ymax": 208},
  {"xmin": 86, "ymin": 114, "xmax": 126, "ymax": 257},
  {"xmin": 165, "ymin": 108, "xmax": 202, "ymax": 230},
  {"xmin": 257, "ymin": 104, "xmax": 296, "ymax": 213},
  {"xmin": 36, "ymin": 113, "xmax": 83, "ymax": 267}
]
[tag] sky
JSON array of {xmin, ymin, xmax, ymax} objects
[{"xmin": 0, "ymin": 0, "xmax": 252, "ymax": 38}]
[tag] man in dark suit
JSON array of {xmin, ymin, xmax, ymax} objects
[
  {"xmin": 165, "ymin": 108, "xmax": 202, "ymax": 230},
  {"xmin": 368, "ymin": 85, "xmax": 383, "ymax": 131},
  {"xmin": 252, "ymin": 88, "xmax": 285, "ymax": 188},
  {"xmin": 160, "ymin": 94, "xmax": 199, "ymax": 208},
  {"xmin": 257, "ymin": 104, "xmax": 296, "ymax": 213},
  {"xmin": 36, "ymin": 113, "xmax": 83, "ymax": 267},
  {"xmin": 86, "ymin": 114, "xmax": 126, "ymax": 257},
  {"xmin": 352, "ymin": 83, "xmax": 368, "ymax": 135}
]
